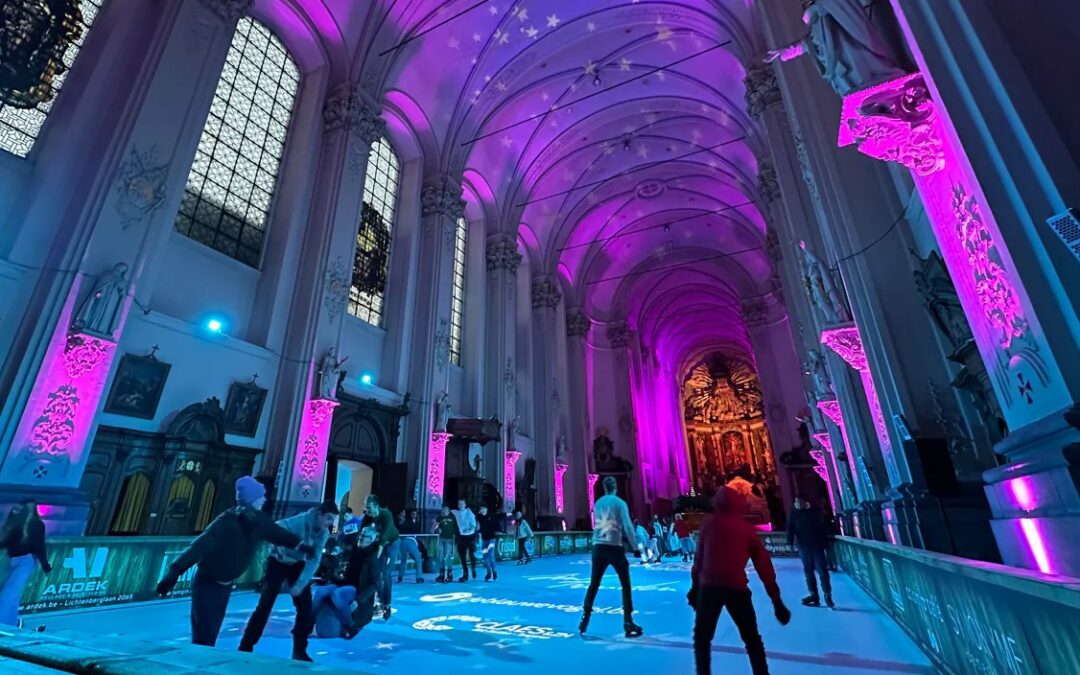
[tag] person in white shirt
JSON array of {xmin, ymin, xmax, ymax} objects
[{"xmin": 452, "ymin": 499, "xmax": 478, "ymax": 582}]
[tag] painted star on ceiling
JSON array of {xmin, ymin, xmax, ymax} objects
[
  {"xmin": 522, "ymin": 26, "xmax": 539, "ymax": 39},
  {"xmin": 587, "ymin": 21, "xmax": 597, "ymax": 32},
  {"xmin": 619, "ymin": 57, "xmax": 632, "ymax": 72},
  {"xmin": 547, "ymin": 14, "xmax": 561, "ymax": 28},
  {"xmin": 489, "ymin": 4, "xmax": 499, "ymax": 15}
]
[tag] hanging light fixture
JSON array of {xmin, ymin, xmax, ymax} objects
[{"xmin": 0, "ymin": 0, "xmax": 84, "ymax": 109}]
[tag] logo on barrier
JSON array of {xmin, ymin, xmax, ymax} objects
[
  {"xmin": 498, "ymin": 538, "xmax": 518, "ymax": 559},
  {"xmin": 159, "ymin": 551, "xmax": 197, "ymax": 587},
  {"xmin": 413, "ymin": 614, "xmax": 574, "ymax": 639},
  {"xmin": 43, "ymin": 547, "xmax": 110, "ymax": 596}
]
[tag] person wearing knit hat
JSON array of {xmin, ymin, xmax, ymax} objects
[{"xmin": 156, "ymin": 476, "xmax": 310, "ymax": 648}]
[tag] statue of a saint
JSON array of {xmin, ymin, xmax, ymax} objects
[
  {"xmin": 764, "ymin": 0, "xmax": 913, "ymax": 97},
  {"xmin": 806, "ymin": 349, "xmax": 834, "ymax": 398},
  {"xmin": 434, "ymin": 391, "xmax": 452, "ymax": 432},
  {"xmin": 799, "ymin": 241, "xmax": 850, "ymax": 323},
  {"xmin": 73, "ymin": 263, "xmax": 129, "ymax": 338},
  {"xmin": 556, "ymin": 434, "xmax": 568, "ymax": 463},
  {"xmin": 507, "ymin": 415, "xmax": 519, "ymax": 449},
  {"xmin": 317, "ymin": 348, "xmax": 347, "ymax": 400}
]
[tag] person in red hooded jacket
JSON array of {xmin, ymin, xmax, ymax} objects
[{"xmin": 688, "ymin": 487, "xmax": 791, "ymax": 675}]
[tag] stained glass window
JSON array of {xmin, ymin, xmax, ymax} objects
[
  {"xmin": 449, "ymin": 217, "xmax": 468, "ymax": 365},
  {"xmin": 349, "ymin": 137, "xmax": 400, "ymax": 325},
  {"xmin": 174, "ymin": 18, "xmax": 299, "ymax": 267},
  {"xmin": 0, "ymin": 0, "xmax": 105, "ymax": 158}
]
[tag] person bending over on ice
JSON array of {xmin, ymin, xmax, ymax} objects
[
  {"xmin": 312, "ymin": 526, "xmax": 380, "ymax": 639},
  {"xmin": 689, "ymin": 487, "xmax": 791, "ymax": 675},
  {"xmin": 156, "ymin": 477, "xmax": 311, "ymax": 647},
  {"xmin": 579, "ymin": 476, "xmax": 645, "ymax": 638},
  {"xmin": 360, "ymin": 495, "xmax": 400, "ymax": 619},
  {"xmin": 787, "ymin": 494, "xmax": 834, "ymax": 607},
  {"xmin": 239, "ymin": 500, "xmax": 338, "ymax": 662}
]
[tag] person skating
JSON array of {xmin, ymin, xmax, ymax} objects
[
  {"xmin": 312, "ymin": 526, "xmax": 380, "ymax": 640},
  {"xmin": 360, "ymin": 495, "xmax": 399, "ymax": 619},
  {"xmin": 674, "ymin": 513, "xmax": 694, "ymax": 562},
  {"xmin": 689, "ymin": 487, "xmax": 791, "ymax": 675},
  {"xmin": 156, "ymin": 477, "xmax": 310, "ymax": 647},
  {"xmin": 579, "ymin": 476, "xmax": 645, "ymax": 638},
  {"xmin": 396, "ymin": 510, "xmax": 425, "ymax": 584},
  {"xmin": 0, "ymin": 500, "xmax": 51, "ymax": 627},
  {"xmin": 239, "ymin": 501, "xmax": 338, "ymax": 661},
  {"xmin": 514, "ymin": 510, "xmax": 533, "ymax": 564},
  {"xmin": 433, "ymin": 505, "xmax": 458, "ymax": 583},
  {"xmin": 787, "ymin": 494, "xmax": 834, "ymax": 608},
  {"xmin": 452, "ymin": 499, "xmax": 479, "ymax": 581},
  {"xmin": 477, "ymin": 505, "xmax": 500, "ymax": 581}
]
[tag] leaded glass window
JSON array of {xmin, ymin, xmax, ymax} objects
[
  {"xmin": 349, "ymin": 137, "xmax": 400, "ymax": 325},
  {"xmin": 174, "ymin": 18, "xmax": 299, "ymax": 267},
  {"xmin": 449, "ymin": 217, "xmax": 467, "ymax": 365},
  {"xmin": 0, "ymin": 0, "xmax": 104, "ymax": 158}
]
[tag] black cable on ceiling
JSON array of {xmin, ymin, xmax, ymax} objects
[
  {"xmin": 379, "ymin": 0, "xmax": 492, "ymax": 56},
  {"xmin": 558, "ymin": 200, "xmax": 756, "ymax": 252}
]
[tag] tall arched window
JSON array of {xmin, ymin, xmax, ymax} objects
[
  {"xmin": 174, "ymin": 18, "xmax": 300, "ymax": 266},
  {"xmin": 350, "ymin": 137, "xmax": 400, "ymax": 325},
  {"xmin": 449, "ymin": 216, "xmax": 468, "ymax": 365},
  {"xmin": 0, "ymin": 1, "xmax": 105, "ymax": 157}
]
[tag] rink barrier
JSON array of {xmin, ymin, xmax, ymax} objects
[
  {"xmin": 17, "ymin": 531, "xmax": 595, "ymax": 615},
  {"xmin": 833, "ymin": 536, "xmax": 1080, "ymax": 675},
  {"xmin": 0, "ymin": 627, "xmax": 366, "ymax": 674}
]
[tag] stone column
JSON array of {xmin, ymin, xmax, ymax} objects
[
  {"xmin": 262, "ymin": 85, "xmax": 385, "ymax": 512},
  {"xmin": 565, "ymin": 307, "xmax": 592, "ymax": 526},
  {"xmin": 405, "ymin": 177, "xmax": 465, "ymax": 516},
  {"xmin": 531, "ymin": 275, "xmax": 562, "ymax": 518},
  {"xmin": 484, "ymin": 234, "xmax": 521, "ymax": 512},
  {"xmin": 0, "ymin": 0, "xmax": 259, "ymax": 530}
]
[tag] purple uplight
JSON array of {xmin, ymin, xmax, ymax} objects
[
  {"xmin": 820, "ymin": 325, "xmax": 868, "ymax": 372},
  {"xmin": 504, "ymin": 450, "xmax": 521, "ymax": 510},
  {"xmin": 554, "ymin": 463, "xmax": 569, "ymax": 514},
  {"xmin": 426, "ymin": 432, "xmax": 451, "ymax": 506},
  {"xmin": 1019, "ymin": 518, "xmax": 1053, "ymax": 574},
  {"xmin": 1006, "ymin": 475, "xmax": 1037, "ymax": 512},
  {"xmin": 816, "ymin": 399, "xmax": 844, "ymax": 427},
  {"xmin": 587, "ymin": 473, "xmax": 599, "ymax": 526},
  {"xmin": 817, "ymin": 398, "xmax": 862, "ymax": 500},
  {"xmin": 291, "ymin": 397, "xmax": 340, "ymax": 501}
]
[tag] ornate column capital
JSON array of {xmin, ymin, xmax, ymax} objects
[
  {"xmin": 744, "ymin": 63, "xmax": 782, "ymax": 120},
  {"xmin": 606, "ymin": 321, "xmax": 632, "ymax": 349},
  {"xmin": 199, "ymin": 0, "xmax": 253, "ymax": 23},
  {"xmin": 531, "ymin": 277, "xmax": 562, "ymax": 309},
  {"xmin": 421, "ymin": 178, "xmax": 466, "ymax": 220},
  {"xmin": 323, "ymin": 85, "xmax": 386, "ymax": 145},
  {"xmin": 757, "ymin": 162, "xmax": 780, "ymax": 206},
  {"xmin": 566, "ymin": 308, "xmax": 590, "ymax": 337},
  {"xmin": 765, "ymin": 229, "xmax": 782, "ymax": 264},
  {"xmin": 486, "ymin": 234, "xmax": 522, "ymax": 273}
]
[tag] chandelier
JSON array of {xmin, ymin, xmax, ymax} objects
[{"xmin": 0, "ymin": 0, "xmax": 84, "ymax": 108}]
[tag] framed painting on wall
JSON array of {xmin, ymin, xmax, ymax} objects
[
  {"xmin": 223, "ymin": 381, "xmax": 268, "ymax": 437},
  {"xmin": 104, "ymin": 353, "xmax": 171, "ymax": 420}
]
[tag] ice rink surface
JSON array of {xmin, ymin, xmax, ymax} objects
[{"xmin": 37, "ymin": 555, "xmax": 935, "ymax": 674}]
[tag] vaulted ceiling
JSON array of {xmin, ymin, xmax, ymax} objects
[{"xmin": 288, "ymin": 0, "xmax": 777, "ymax": 373}]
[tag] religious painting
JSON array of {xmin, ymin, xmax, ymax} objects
[
  {"xmin": 722, "ymin": 431, "xmax": 748, "ymax": 471},
  {"xmin": 103, "ymin": 354, "xmax": 171, "ymax": 420},
  {"xmin": 223, "ymin": 381, "xmax": 268, "ymax": 437}
]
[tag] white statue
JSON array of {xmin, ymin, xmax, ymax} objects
[
  {"xmin": 507, "ymin": 415, "xmax": 519, "ymax": 449},
  {"xmin": 556, "ymin": 434, "xmax": 568, "ymax": 463},
  {"xmin": 806, "ymin": 349, "xmax": 835, "ymax": 398},
  {"xmin": 317, "ymin": 348, "xmax": 347, "ymax": 400},
  {"xmin": 799, "ymin": 241, "xmax": 850, "ymax": 323},
  {"xmin": 765, "ymin": 0, "xmax": 913, "ymax": 97},
  {"xmin": 434, "ymin": 391, "xmax": 452, "ymax": 432},
  {"xmin": 74, "ymin": 263, "xmax": 129, "ymax": 337}
]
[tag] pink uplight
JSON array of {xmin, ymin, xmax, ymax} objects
[
  {"xmin": 820, "ymin": 325, "xmax": 868, "ymax": 372},
  {"xmin": 554, "ymin": 463, "xmax": 569, "ymax": 513},
  {"xmin": 291, "ymin": 397, "xmax": 339, "ymax": 501},
  {"xmin": 587, "ymin": 473, "xmax": 599, "ymax": 526},
  {"xmin": 1007, "ymin": 476, "xmax": 1037, "ymax": 512},
  {"xmin": 504, "ymin": 450, "xmax": 521, "ymax": 509},
  {"xmin": 426, "ymin": 432, "xmax": 451, "ymax": 506},
  {"xmin": 1020, "ymin": 518, "xmax": 1053, "ymax": 574}
]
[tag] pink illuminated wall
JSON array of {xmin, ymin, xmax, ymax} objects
[
  {"xmin": 504, "ymin": 450, "xmax": 521, "ymax": 510},
  {"xmin": 812, "ymin": 432, "xmax": 841, "ymax": 510},
  {"xmin": 554, "ymin": 463, "xmax": 569, "ymax": 514},
  {"xmin": 290, "ymin": 398, "xmax": 340, "ymax": 501},
  {"xmin": 817, "ymin": 398, "xmax": 864, "ymax": 501}
]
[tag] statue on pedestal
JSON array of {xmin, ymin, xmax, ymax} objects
[
  {"xmin": 317, "ymin": 348, "xmax": 347, "ymax": 400},
  {"xmin": 434, "ymin": 391, "xmax": 452, "ymax": 432},
  {"xmin": 73, "ymin": 263, "xmax": 129, "ymax": 338},
  {"xmin": 765, "ymin": 0, "xmax": 913, "ymax": 97},
  {"xmin": 799, "ymin": 241, "xmax": 850, "ymax": 323},
  {"xmin": 556, "ymin": 434, "xmax": 568, "ymax": 463},
  {"xmin": 507, "ymin": 415, "xmax": 519, "ymax": 449},
  {"xmin": 806, "ymin": 348, "xmax": 835, "ymax": 398}
]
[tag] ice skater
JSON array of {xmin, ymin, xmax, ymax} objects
[
  {"xmin": 514, "ymin": 510, "xmax": 533, "ymax": 564},
  {"xmin": 477, "ymin": 505, "xmax": 500, "ymax": 581},
  {"xmin": 238, "ymin": 501, "xmax": 338, "ymax": 662},
  {"xmin": 312, "ymin": 525, "xmax": 380, "ymax": 639},
  {"xmin": 689, "ymin": 487, "xmax": 791, "ymax": 675},
  {"xmin": 0, "ymin": 500, "xmax": 51, "ymax": 628},
  {"xmin": 396, "ymin": 510, "xmax": 425, "ymax": 584},
  {"xmin": 579, "ymin": 476, "xmax": 645, "ymax": 638},
  {"xmin": 674, "ymin": 513, "xmax": 695, "ymax": 562},
  {"xmin": 361, "ymin": 495, "xmax": 400, "ymax": 618},
  {"xmin": 787, "ymin": 494, "xmax": 834, "ymax": 607},
  {"xmin": 452, "ymin": 498, "xmax": 478, "ymax": 581},
  {"xmin": 156, "ymin": 477, "xmax": 310, "ymax": 647},
  {"xmin": 433, "ymin": 505, "xmax": 458, "ymax": 582}
]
